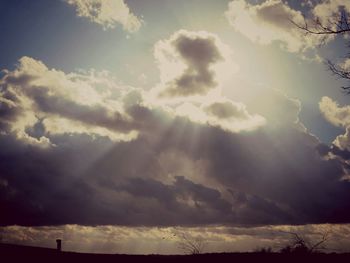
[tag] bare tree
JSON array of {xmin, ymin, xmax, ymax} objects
[
  {"xmin": 279, "ymin": 228, "xmax": 331, "ymax": 254},
  {"xmin": 292, "ymin": 7, "xmax": 350, "ymax": 92},
  {"xmin": 176, "ymin": 232, "xmax": 206, "ymax": 255},
  {"xmin": 162, "ymin": 229, "xmax": 206, "ymax": 255}
]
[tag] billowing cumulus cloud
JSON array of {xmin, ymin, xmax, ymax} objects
[
  {"xmin": 225, "ymin": 0, "xmax": 330, "ymax": 53},
  {"xmin": 319, "ymin": 97, "xmax": 350, "ymax": 181},
  {"xmin": 1, "ymin": 30, "xmax": 350, "ymax": 228},
  {"xmin": 152, "ymin": 30, "xmax": 263, "ymax": 132},
  {"xmin": 65, "ymin": 0, "xmax": 142, "ymax": 32},
  {"xmin": 334, "ymin": 126, "xmax": 350, "ymax": 152},
  {"xmin": 0, "ymin": 56, "xmax": 143, "ymax": 145},
  {"xmin": 154, "ymin": 30, "xmax": 237, "ymax": 99},
  {"xmin": 319, "ymin": 96, "xmax": 350, "ymax": 128},
  {"xmin": 320, "ymin": 96, "xmax": 350, "ymax": 151}
]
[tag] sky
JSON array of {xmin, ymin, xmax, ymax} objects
[{"xmin": 1, "ymin": 0, "xmax": 350, "ymax": 254}]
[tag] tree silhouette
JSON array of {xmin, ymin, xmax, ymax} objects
[
  {"xmin": 176, "ymin": 232, "xmax": 206, "ymax": 255},
  {"xmin": 162, "ymin": 229, "xmax": 206, "ymax": 255},
  {"xmin": 279, "ymin": 228, "xmax": 331, "ymax": 254}
]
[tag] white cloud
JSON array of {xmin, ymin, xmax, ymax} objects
[
  {"xmin": 313, "ymin": 0, "xmax": 350, "ymax": 26},
  {"xmin": 0, "ymin": 56, "xmax": 139, "ymax": 145},
  {"xmin": 225, "ymin": 0, "xmax": 331, "ymax": 53},
  {"xmin": 175, "ymin": 99, "xmax": 265, "ymax": 133},
  {"xmin": 65, "ymin": 0, "xmax": 142, "ymax": 32},
  {"xmin": 319, "ymin": 96, "xmax": 350, "ymax": 128},
  {"xmin": 153, "ymin": 30, "xmax": 238, "ymax": 101},
  {"xmin": 333, "ymin": 126, "xmax": 350, "ymax": 151},
  {"xmin": 319, "ymin": 96, "xmax": 350, "ymax": 151},
  {"xmin": 339, "ymin": 58, "xmax": 350, "ymax": 72},
  {"xmin": 0, "ymin": 49, "xmax": 263, "ymax": 148}
]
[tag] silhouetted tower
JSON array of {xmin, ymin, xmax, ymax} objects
[{"xmin": 56, "ymin": 239, "xmax": 62, "ymax": 252}]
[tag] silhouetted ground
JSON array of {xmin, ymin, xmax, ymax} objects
[{"xmin": 1, "ymin": 243, "xmax": 350, "ymax": 263}]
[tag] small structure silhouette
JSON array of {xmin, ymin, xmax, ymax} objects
[{"xmin": 56, "ymin": 239, "xmax": 62, "ymax": 252}]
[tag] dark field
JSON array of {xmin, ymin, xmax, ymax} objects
[{"xmin": 1, "ymin": 243, "xmax": 350, "ymax": 263}]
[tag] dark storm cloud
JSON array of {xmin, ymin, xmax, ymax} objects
[
  {"xmin": 0, "ymin": 133, "xmax": 111, "ymax": 226},
  {"xmin": 2, "ymin": 111, "xmax": 350, "ymax": 227},
  {"xmin": 115, "ymin": 176, "xmax": 234, "ymax": 225},
  {"xmin": 1, "ymin": 104, "xmax": 350, "ymax": 226},
  {"xmin": 159, "ymin": 122, "xmax": 349, "ymax": 223},
  {"xmin": 0, "ymin": 129, "xmax": 233, "ymax": 226}
]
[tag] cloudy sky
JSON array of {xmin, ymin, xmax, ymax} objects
[{"xmin": 1, "ymin": 0, "xmax": 350, "ymax": 254}]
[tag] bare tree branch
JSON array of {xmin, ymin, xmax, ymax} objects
[
  {"xmin": 291, "ymin": 9, "xmax": 350, "ymax": 35},
  {"xmin": 290, "ymin": 18, "xmax": 350, "ymax": 35},
  {"xmin": 291, "ymin": 8, "xmax": 350, "ymax": 93}
]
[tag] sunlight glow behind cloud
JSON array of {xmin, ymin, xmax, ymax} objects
[{"xmin": 1, "ymin": 0, "xmax": 350, "ymax": 255}]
